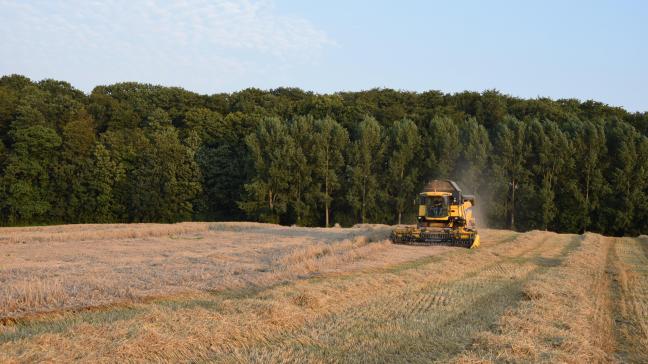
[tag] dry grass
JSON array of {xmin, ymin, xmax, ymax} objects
[
  {"xmin": 0, "ymin": 222, "xmax": 212, "ymax": 244},
  {"xmin": 0, "ymin": 223, "xmax": 646, "ymax": 363},
  {"xmin": 0, "ymin": 222, "xmax": 395, "ymax": 319},
  {"xmin": 610, "ymin": 237, "xmax": 648, "ymax": 362},
  {"xmin": 453, "ymin": 233, "xmax": 615, "ymax": 363}
]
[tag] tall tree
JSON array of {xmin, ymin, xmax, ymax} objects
[
  {"xmin": 288, "ymin": 116, "xmax": 316, "ymax": 225},
  {"xmin": 313, "ymin": 117, "xmax": 349, "ymax": 227},
  {"xmin": 386, "ymin": 119, "xmax": 421, "ymax": 224},
  {"xmin": 1, "ymin": 125, "xmax": 61, "ymax": 224},
  {"xmin": 540, "ymin": 120, "xmax": 571, "ymax": 229},
  {"xmin": 516, "ymin": 119, "xmax": 570, "ymax": 230},
  {"xmin": 632, "ymin": 137, "xmax": 648, "ymax": 233},
  {"xmin": 578, "ymin": 121, "xmax": 606, "ymax": 231},
  {"xmin": 126, "ymin": 125, "xmax": 201, "ymax": 222},
  {"xmin": 456, "ymin": 117, "xmax": 491, "ymax": 194},
  {"xmin": 421, "ymin": 115, "xmax": 460, "ymax": 180},
  {"xmin": 601, "ymin": 120, "xmax": 647, "ymax": 235},
  {"xmin": 194, "ymin": 111, "xmax": 254, "ymax": 220},
  {"xmin": 52, "ymin": 110, "xmax": 97, "ymax": 222},
  {"xmin": 240, "ymin": 117, "xmax": 295, "ymax": 223},
  {"xmin": 86, "ymin": 143, "xmax": 124, "ymax": 222},
  {"xmin": 347, "ymin": 116, "xmax": 384, "ymax": 224},
  {"xmin": 492, "ymin": 117, "xmax": 529, "ymax": 230}
]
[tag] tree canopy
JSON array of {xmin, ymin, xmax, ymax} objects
[{"xmin": 1, "ymin": 74, "xmax": 648, "ymax": 236}]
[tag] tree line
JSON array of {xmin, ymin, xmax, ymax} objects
[{"xmin": 1, "ymin": 74, "xmax": 648, "ymax": 236}]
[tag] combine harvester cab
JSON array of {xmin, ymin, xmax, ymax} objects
[{"xmin": 391, "ymin": 180, "xmax": 480, "ymax": 249}]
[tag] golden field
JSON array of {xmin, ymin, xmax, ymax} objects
[{"xmin": 0, "ymin": 223, "xmax": 646, "ymax": 363}]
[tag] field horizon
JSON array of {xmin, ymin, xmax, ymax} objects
[{"xmin": 1, "ymin": 222, "xmax": 647, "ymax": 363}]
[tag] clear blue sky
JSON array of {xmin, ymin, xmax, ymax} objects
[{"xmin": 1, "ymin": 0, "xmax": 646, "ymax": 111}]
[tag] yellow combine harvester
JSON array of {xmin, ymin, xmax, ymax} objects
[{"xmin": 390, "ymin": 180, "xmax": 480, "ymax": 248}]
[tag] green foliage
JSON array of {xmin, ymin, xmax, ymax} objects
[
  {"xmin": 240, "ymin": 117, "xmax": 295, "ymax": 223},
  {"xmin": 312, "ymin": 117, "xmax": 349, "ymax": 227},
  {"xmin": 183, "ymin": 107, "xmax": 224, "ymax": 142},
  {"xmin": 491, "ymin": 117, "xmax": 529, "ymax": 230},
  {"xmin": 196, "ymin": 143, "xmax": 248, "ymax": 221},
  {"xmin": 2, "ymin": 74, "xmax": 648, "ymax": 237},
  {"xmin": 346, "ymin": 116, "xmax": 384, "ymax": 223},
  {"xmin": 288, "ymin": 116, "xmax": 317, "ymax": 225},
  {"xmin": 87, "ymin": 143, "xmax": 124, "ymax": 222},
  {"xmin": 601, "ymin": 120, "xmax": 648, "ymax": 235},
  {"xmin": 52, "ymin": 110, "xmax": 97, "ymax": 222},
  {"xmin": 386, "ymin": 119, "xmax": 421, "ymax": 224},
  {"xmin": 130, "ymin": 125, "xmax": 201, "ymax": 222},
  {"xmin": 456, "ymin": 117, "xmax": 491, "ymax": 194},
  {"xmin": 1, "ymin": 125, "xmax": 61, "ymax": 224},
  {"xmin": 422, "ymin": 116, "xmax": 460, "ymax": 179}
]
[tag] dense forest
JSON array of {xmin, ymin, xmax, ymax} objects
[{"xmin": 1, "ymin": 74, "xmax": 648, "ymax": 235}]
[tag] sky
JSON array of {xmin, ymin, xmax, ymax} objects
[{"xmin": 0, "ymin": 0, "xmax": 646, "ymax": 111}]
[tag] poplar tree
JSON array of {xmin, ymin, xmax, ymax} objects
[
  {"xmin": 240, "ymin": 117, "xmax": 295, "ymax": 223},
  {"xmin": 127, "ymin": 125, "xmax": 201, "ymax": 222},
  {"xmin": 539, "ymin": 120, "xmax": 571, "ymax": 229},
  {"xmin": 87, "ymin": 143, "xmax": 124, "ymax": 222},
  {"xmin": 578, "ymin": 121, "xmax": 606, "ymax": 231},
  {"xmin": 53, "ymin": 110, "xmax": 96, "ymax": 222},
  {"xmin": 386, "ymin": 118, "xmax": 420, "ymax": 225},
  {"xmin": 632, "ymin": 137, "xmax": 648, "ymax": 233},
  {"xmin": 423, "ymin": 116, "xmax": 460, "ymax": 179},
  {"xmin": 456, "ymin": 117, "xmax": 491, "ymax": 194},
  {"xmin": 289, "ymin": 115, "xmax": 316, "ymax": 225},
  {"xmin": 492, "ymin": 117, "xmax": 529, "ymax": 230},
  {"xmin": 347, "ymin": 116, "xmax": 384, "ymax": 223},
  {"xmin": 518, "ymin": 119, "xmax": 569, "ymax": 230},
  {"xmin": 603, "ymin": 120, "xmax": 647, "ymax": 235},
  {"xmin": 313, "ymin": 117, "xmax": 349, "ymax": 227}
]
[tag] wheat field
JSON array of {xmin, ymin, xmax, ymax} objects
[{"xmin": 1, "ymin": 223, "xmax": 646, "ymax": 363}]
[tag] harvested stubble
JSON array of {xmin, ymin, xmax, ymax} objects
[
  {"xmin": 0, "ymin": 222, "xmax": 393, "ymax": 319},
  {"xmin": 1, "ymin": 224, "xmax": 646, "ymax": 363}
]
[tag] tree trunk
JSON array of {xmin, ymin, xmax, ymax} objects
[
  {"xmin": 361, "ymin": 177, "xmax": 366, "ymax": 224},
  {"xmin": 584, "ymin": 170, "xmax": 590, "ymax": 231},
  {"xmin": 296, "ymin": 185, "xmax": 302, "ymax": 226},
  {"xmin": 325, "ymin": 200, "xmax": 330, "ymax": 228},
  {"xmin": 325, "ymin": 145, "xmax": 330, "ymax": 227},
  {"xmin": 510, "ymin": 178, "xmax": 516, "ymax": 230},
  {"xmin": 398, "ymin": 167, "xmax": 404, "ymax": 225}
]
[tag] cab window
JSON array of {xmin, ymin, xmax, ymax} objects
[{"xmin": 426, "ymin": 196, "xmax": 448, "ymax": 217}]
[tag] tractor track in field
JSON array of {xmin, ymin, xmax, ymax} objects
[
  {"xmin": 266, "ymin": 233, "xmax": 535, "ymax": 342},
  {"xmin": 319, "ymin": 232, "xmax": 544, "ymax": 332},
  {"xmin": 609, "ymin": 236, "xmax": 648, "ymax": 363},
  {"xmin": 216, "ymin": 231, "xmax": 580, "ymax": 362}
]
